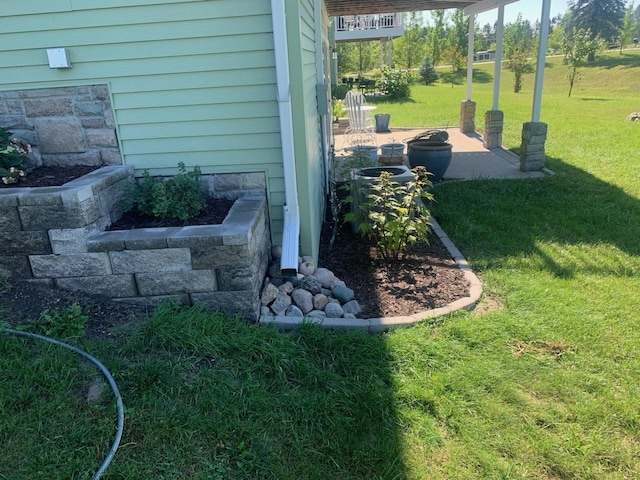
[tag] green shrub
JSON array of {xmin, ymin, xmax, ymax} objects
[
  {"xmin": 419, "ymin": 56, "xmax": 439, "ymax": 85},
  {"xmin": 377, "ymin": 66, "xmax": 412, "ymax": 99},
  {"xmin": 331, "ymin": 84, "xmax": 351, "ymax": 100},
  {"xmin": 28, "ymin": 303, "xmax": 88, "ymax": 339},
  {"xmin": 0, "ymin": 127, "xmax": 29, "ymax": 185},
  {"xmin": 344, "ymin": 166, "xmax": 434, "ymax": 260},
  {"xmin": 132, "ymin": 162, "xmax": 206, "ymax": 220}
]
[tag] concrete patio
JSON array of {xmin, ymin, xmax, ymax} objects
[{"xmin": 334, "ymin": 126, "xmax": 551, "ymax": 181}]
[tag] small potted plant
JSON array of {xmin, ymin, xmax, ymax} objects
[{"xmin": 378, "ymin": 141, "xmax": 405, "ymax": 166}]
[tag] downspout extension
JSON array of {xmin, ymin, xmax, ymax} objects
[{"xmin": 271, "ymin": 0, "xmax": 300, "ymax": 276}]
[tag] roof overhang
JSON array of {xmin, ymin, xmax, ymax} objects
[
  {"xmin": 325, "ymin": 0, "xmax": 521, "ymax": 17},
  {"xmin": 325, "ymin": 0, "xmax": 479, "ymax": 16}
]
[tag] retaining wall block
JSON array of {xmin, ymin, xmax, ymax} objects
[
  {"xmin": 123, "ymin": 228, "xmax": 182, "ymax": 250},
  {"xmin": 109, "ymin": 248, "xmax": 192, "ymax": 274},
  {"xmin": 0, "ymin": 207, "xmax": 22, "ymax": 231},
  {"xmin": 114, "ymin": 294, "xmax": 191, "ymax": 307},
  {"xmin": 0, "ymin": 255, "xmax": 33, "ymax": 279},
  {"xmin": 30, "ymin": 252, "xmax": 111, "ymax": 278},
  {"xmin": 87, "ymin": 230, "xmax": 127, "ymax": 252},
  {"xmin": 190, "ymin": 244, "xmax": 251, "ymax": 270},
  {"xmin": 191, "ymin": 287, "xmax": 261, "ymax": 321},
  {"xmin": 1, "ymin": 230, "xmax": 51, "ymax": 255},
  {"xmin": 56, "ymin": 274, "xmax": 137, "ymax": 297},
  {"xmin": 136, "ymin": 270, "xmax": 217, "ymax": 296}
]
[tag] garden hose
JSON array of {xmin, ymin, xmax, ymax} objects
[{"xmin": 2, "ymin": 328, "xmax": 124, "ymax": 480}]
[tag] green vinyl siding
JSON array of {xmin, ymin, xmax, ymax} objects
[
  {"xmin": 0, "ymin": 0, "xmax": 286, "ymax": 240},
  {"xmin": 286, "ymin": 0, "xmax": 327, "ymax": 260}
]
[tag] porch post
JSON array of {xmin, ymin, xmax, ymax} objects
[
  {"xmin": 460, "ymin": 13, "xmax": 476, "ymax": 133},
  {"xmin": 484, "ymin": 5, "xmax": 504, "ymax": 149},
  {"xmin": 520, "ymin": 0, "xmax": 551, "ymax": 171}
]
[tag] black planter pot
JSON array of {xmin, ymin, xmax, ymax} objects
[{"xmin": 407, "ymin": 141, "xmax": 453, "ymax": 182}]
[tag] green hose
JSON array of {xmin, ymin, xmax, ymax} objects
[{"xmin": 3, "ymin": 328, "xmax": 124, "ymax": 480}]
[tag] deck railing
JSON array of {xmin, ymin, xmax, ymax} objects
[{"xmin": 335, "ymin": 13, "xmax": 403, "ymax": 32}]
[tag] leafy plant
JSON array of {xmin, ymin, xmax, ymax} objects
[
  {"xmin": 331, "ymin": 84, "xmax": 351, "ymax": 100},
  {"xmin": 344, "ymin": 166, "xmax": 434, "ymax": 260},
  {"xmin": 377, "ymin": 66, "xmax": 412, "ymax": 99},
  {"xmin": 132, "ymin": 162, "xmax": 206, "ymax": 220},
  {"xmin": 28, "ymin": 303, "xmax": 88, "ymax": 338},
  {"xmin": 0, "ymin": 127, "xmax": 30, "ymax": 185},
  {"xmin": 332, "ymin": 98, "xmax": 345, "ymax": 123}
]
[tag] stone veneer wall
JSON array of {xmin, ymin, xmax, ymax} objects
[
  {"xmin": 0, "ymin": 166, "xmax": 271, "ymax": 320},
  {"xmin": 0, "ymin": 85, "xmax": 121, "ymax": 167}
]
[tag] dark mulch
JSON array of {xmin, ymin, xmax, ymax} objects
[
  {"xmin": 1, "ymin": 165, "xmax": 471, "ymax": 334},
  {"xmin": 318, "ymin": 219, "xmax": 469, "ymax": 319},
  {"xmin": 109, "ymin": 198, "xmax": 235, "ymax": 230},
  {"xmin": 0, "ymin": 165, "xmax": 101, "ymax": 188}
]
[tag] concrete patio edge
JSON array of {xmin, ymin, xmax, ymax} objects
[{"xmin": 259, "ymin": 217, "xmax": 482, "ymax": 331}]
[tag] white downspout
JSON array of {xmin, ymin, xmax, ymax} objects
[{"xmin": 271, "ymin": 0, "xmax": 300, "ymax": 275}]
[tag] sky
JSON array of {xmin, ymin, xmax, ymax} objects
[{"xmin": 475, "ymin": 0, "xmax": 571, "ymax": 26}]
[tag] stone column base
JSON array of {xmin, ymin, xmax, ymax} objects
[
  {"xmin": 483, "ymin": 110, "xmax": 503, "ymax": 149},
  {"xmin": 459, "ymin": 100, "xmax": 476, "ymax": 133},
  {"xmin": 520, "ymin": 122, "xmax": 547, "ymax": 171}
]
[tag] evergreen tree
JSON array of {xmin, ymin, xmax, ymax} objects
[
  {"xmin": 419, "ymin": 55, "xmax": 439, "ymax": 85},
  {"xmin": 568, "ymin": 0, "xmax": 625, "ymax": 59}
]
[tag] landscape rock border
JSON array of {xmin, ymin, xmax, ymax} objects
[{"xmin": 259, "ymin": 216, "xmax": 482, "ymax": 331}]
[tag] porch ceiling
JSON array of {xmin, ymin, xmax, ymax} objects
[{"xmin": 325, "ymin": 0, "xmax": 480, "ymax": 16}]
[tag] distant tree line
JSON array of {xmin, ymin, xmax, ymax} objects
[{"xmin": 336, "ymin": 2, "xmax": 639, "ymax": 95}]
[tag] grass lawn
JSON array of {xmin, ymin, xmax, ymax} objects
[{"xmin": 2, "ymin": 50, "xmax": 640, "ymax": 479}]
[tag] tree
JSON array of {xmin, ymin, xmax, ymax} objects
[
  {"xmin": 480, "ymin": 22, "xmax": 495, "ymax": 50},
  {"xmin": 568, "ymin": 0, "xmax": 626, "ymax": 59},
  {"xmin": 426, "ymin": 9, "xmax": 447, "ymax": 65},
  {"xmin": 393, "ymin": 12, "xmax": 425, "ymax": 69},
  {"xmin": 504, "ymin": 14, "xmax": 535, "ymax": 93},
  {"xmin": 419, "ymin": 55, "xmax": 439, "ymax": 85},
  {"xmin": 448, "ymin": 8, "xmax": 470, "ymax": 53},
  {"xmin": 337, "ymin": 41, "xmax": 380, "ymax": 77},
  {"xmin": 619, "ymin": 2, "xmax": 638, "ymax": 52},
  {"xmin": 562, "ymin": 28, "xmax": 603, "ymax": 97}
]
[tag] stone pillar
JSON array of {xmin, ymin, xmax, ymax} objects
[
  {"xmin": 483, "ymin": 110, "xmax": 503, "ymax": 149},
  {"xmin": 459, "ymin": 100, "xmax": 476, "ymax": 133},
  {"xmin": 519, "ymin": 122, "xmax": 547, "ymax": 171}
]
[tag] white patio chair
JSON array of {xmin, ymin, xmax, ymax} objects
[{"xmin": 344, "ymin": 90, "xmax": 376, "ymax": 146}]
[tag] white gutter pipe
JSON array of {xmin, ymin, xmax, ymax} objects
[{"xmin": 271, "ymin": 0, "xmax": 300, "ymax": 275}]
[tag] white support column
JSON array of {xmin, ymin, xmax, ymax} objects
[
  {"xmin": 466, "ymin": 13, "xmax": 475, "ymax": 101},
  {"xmin": 532, "ymin": 0, "xmax": 551, "ymax": 122},
  {"xmin": 492, "ymin": 5, "xmax": 504, "ymax": 110}
]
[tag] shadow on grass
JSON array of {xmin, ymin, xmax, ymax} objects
[
  {"xmin": 432, "ymin": 157, "xmax": 640, "ymax": 279},
  {"xmin": 587, "ymin": 51, "xmax": 640, "ymax": 70}
]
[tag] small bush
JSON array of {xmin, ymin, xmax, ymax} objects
[
  {"xmin": 132, "ymin": 162, "xmax": 206, "ymax": 220},
  {"xmin": 331, "ymin": 84, "xmax": 351, "ymax": 100},
  {"xmin": 419, "ymin": 56, "xmax": 439, "ymax": 85},
  {"xmin": 0, "ymin": 127, "xmax": 30, "ymax": 185},
  {"xmin": 344, "ymin": 166, "xmax": 434, "ymax": 260},
  {"xmin": 377, "ymin": 66, "xmax": 412, "ymax": 99},
  {"xmin": 29, "ymin": 303, "xmax": 88, "ymax": 339}
]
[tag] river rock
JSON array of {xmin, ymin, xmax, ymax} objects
[
  {"xmin": 342, "ymin": 300, "xmax": 361, "ymax": 315},
  {"xmin": 270, "ymin": 291, "xmax": 292, "ymax": 314},
  {"xmin": 301, "ymin": 255, "xmax": 314, "ymax": 264},
  {"xmin": 298, "ymin": 261, "xmax": 315, "ymax": 276},
  {"xmin": 278, "ymin": 281, "xmax": 294, "ymax": 295},
  {"xmin": 299, "ymin": 276, "xmax": 322, "ymax": 295},
  {"xmin": 325, "ymin": 302, "xmax": 344, "ymax": 318},
  {"xmin": 261, "ymin": 283, "xmax": 279, "ymax": 306},
  {"xmin": 286, "ymin": 305, "xmax": 303, "ymax": 317},
  {"xmin": 260, "ymin": 306, "xmax": 272, "ymax": 316},
  {"xmin": 291, "ymin": 288, "xmax": 313, "ymax": 314},
  {"xmin": 306, "ymin": 310, "xmax": 326, "ymax": 321},
  {"xmin": 314, "ymin": 268, "xmax": 335, "ymax": 288},
  {"xmin": 332, "ymin": 284, "xmax": 354, "ymax": 303},
  {"xmin": 313, "ymin": 293, "xmax": 329, "ymax": 311}
]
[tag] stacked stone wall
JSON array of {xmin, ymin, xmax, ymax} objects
[
  {"xmin": 0, "ymin": 85, "xmax": 121, "ymax": 167},
  {"xmin": 0, "ymin": 166, "xmax": 270, "ymax": 320}
]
